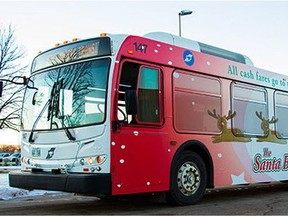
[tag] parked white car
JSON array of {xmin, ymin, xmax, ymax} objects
[
  {"xmin": 0, "ymin": 153, "xmax": 10, "ymax": 166},
  {"xmin": 4, "ymin": 153, "xmax": 21, "ymax": 166}
]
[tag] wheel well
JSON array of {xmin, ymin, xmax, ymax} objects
[{"xmin": 172, "ymin": 140, "xmax": 214, "ymax": 188}]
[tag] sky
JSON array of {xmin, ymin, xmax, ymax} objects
[{"xmin": 0, "ymin": 0, "xmax": 288, "ymax": 144}]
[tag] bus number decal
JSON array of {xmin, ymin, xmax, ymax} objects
[{"xmin": 133, "ymin": 42, "xmax": 148, "ymax": 53}]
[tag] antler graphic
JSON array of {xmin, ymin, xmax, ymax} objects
[
  {"xmin": 225, "ymin": 110, "xmax": 236, "ymax": 120},
  {"xmin": 256, "ymin": 111, "xmax": 265, "ymax": 121},
  {"xmin": 207, "ymin": 109, "xmax": 220, "ymax": 119},
  {"xmin": 256, "ymin": 111, "xmax": 279, "ymax": 135},
  {"xmin": 256, "ymin": 111, "xmax": 278, "ymax": 123},
  {"xmin": 269, "ymin": 116, "xmax": 278, "ymax": 124}
]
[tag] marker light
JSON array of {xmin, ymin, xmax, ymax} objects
[
  {"xmin": 63, "ymin": 40, "xmax": 69, "ymax": 45},
  {"xmin": 96, "ymin": 156, "xmax": 103, "ymax": 164},
  {"xmin": 127, "ymin": 50, "xmax": 134, "ymax": 54},
  {"xmin": 72, "ymin": 38, "xmax": 78, "ymax": 42},
  {"xmin": 170, "ymin": 141, "xmax": 178, "ymax": 146},
  {"xmin": 83, "ymin": 168, "xmax": 89, "ymax": 172},
  {"xmin": 54, "ymin": 43, "xmax": 61, "ymax": 47},
  {"xmin": 100, "ymin": 33, "xmax": 107, "ymax": 37}
]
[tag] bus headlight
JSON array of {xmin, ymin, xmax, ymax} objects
[
  {"xmin": 87, "ymin": 157, "xmax": 93, "ymax": 165},
  {"xmin": 22, "ymin": 156, "xmax": 27, "ymax": 163}
]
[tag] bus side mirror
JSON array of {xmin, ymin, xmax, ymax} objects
[
  {"xmin": 125, "ymin": 89, "xmax": 137, "ymax": 115},
  {"xmin": 0, "ymin": 81, "xmax": 3, "ymax": 97}
]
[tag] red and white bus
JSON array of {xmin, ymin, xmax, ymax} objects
[{"xmin": 9, "ymin": 32, "xmax": 288, "ymax": 205}]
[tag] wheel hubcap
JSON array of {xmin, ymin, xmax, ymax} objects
[{"xmin": 177, "ymin": 162, "xmax": 200, "ymax": 196}]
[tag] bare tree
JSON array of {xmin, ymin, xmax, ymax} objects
[{"xmin": 0, "ymin": 25, "xmax": 27, "ymax": 131}]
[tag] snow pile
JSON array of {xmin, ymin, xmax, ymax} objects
[{"xmin": 0, "ymin": 169, "xmax": 61, "ymax": 200}]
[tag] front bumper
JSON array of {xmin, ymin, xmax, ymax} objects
[{"xmin": 9, "ymin": 171, "xmax": 111, "ymax": 195}]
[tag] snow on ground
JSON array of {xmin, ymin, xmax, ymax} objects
[{"xmin": 0, "ymin": 167, "xmax": 62, "ymax": 200}]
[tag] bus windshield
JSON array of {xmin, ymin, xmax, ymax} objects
[{"xmin": 22, "ymin": 58, "xmax": 110, "ymax": 131}]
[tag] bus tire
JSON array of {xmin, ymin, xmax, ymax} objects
[{"xmin": 168, "ymin": 152, "xmax": 207, "ymax": 205}]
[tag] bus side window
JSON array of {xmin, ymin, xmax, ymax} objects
[
  {"xmin": 232, "ymin": 83, "xmax": 268, "ymax": 136},
  {"xmin": 137, "ymin": 67, "xmax": 160, "ymax": 123},
  {"xmin": 117, "ymin": 62, "xmax": 162, "ymax": 125},
  {"xmin": 118, "ymin": 62, "xmax": 139, "ymax": 123}
]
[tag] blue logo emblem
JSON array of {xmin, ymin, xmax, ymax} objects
[{"xmin": 183, "ymin": 50, "xmax": 194, "ymax": 66}]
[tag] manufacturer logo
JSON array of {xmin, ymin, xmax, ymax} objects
[
  {"xmin": 46, "ymin": 148, "xmax": 56, "ymax": 159},
  {"xmin": 183, "ymin": 50, "xmax": 194, "ymax": 66}
]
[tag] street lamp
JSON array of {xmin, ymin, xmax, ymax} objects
[{"xmin": 178, "ymin": 10, "xmax": 193, "ymax": 37}]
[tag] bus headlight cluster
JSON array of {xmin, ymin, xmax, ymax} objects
[{"xmin": 79, "ymin": 155, "xmax": 107, "ymax": 166}]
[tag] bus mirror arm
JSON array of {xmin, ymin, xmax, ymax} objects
[
  {"xmin": 21, "ymin": 76, "xmax": 38, "ymax": 91},
  {"xmin": 0, "ymin": 76, "xmax": 38, "ymax": 98},
  {"xmin": 125, "ymin": 89, "xmax": 137, "ymax": 115}
]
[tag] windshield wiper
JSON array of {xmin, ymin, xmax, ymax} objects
[
  {"xmin": 28, "ymin": 99, "xmax": 50, "ymax": 143},
  {"xmin": 29, "ymin": 79, "xmax": 76, "ymax": 143},
  {"xmin": 29, "ymin": 80, "xmax": 60, "ymax": 143},
  {"xmin": 47, "ymin": 79, "xmax": 63, "ymax": 121},
  {"xmin": 48, "ymin": 79, "xmax": 76, "ymax": 141},
  {"xmin": 59, "ymin": 115, "xmax": 76, "ymax": 141}
]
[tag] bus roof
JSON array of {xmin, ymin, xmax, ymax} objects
[
  {"xmin": 113, "ymin": 32, "xmax": 288, "ymax": 92},
  {"xmin": 144, "ymin": 32, "xmax": 254, "ymax": 66}
]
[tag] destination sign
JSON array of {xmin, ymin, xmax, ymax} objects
[{"xmin": 31, "ymin": 37, "xmax": 111, "ymax": 72}]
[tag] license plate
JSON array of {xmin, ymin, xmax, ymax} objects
[{"xmin": 32, "ymin": 148, "xmax": 41, "ymax": 157}]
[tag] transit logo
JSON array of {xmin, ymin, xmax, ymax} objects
[
  {"xmin": 183, "ymin": 50, "xmax": 194, "ymax": 66},
  {"xmin": 46, "ymin": 148, "xmax": 56, "ymax": 159}
]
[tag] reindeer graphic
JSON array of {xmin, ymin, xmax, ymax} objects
[
  {"xmin": 255, "ymin": 111, "xmax": 286, "ymax": 144},
  {"xmin": 208, "ymin": 109, "xmax": 251, "ymax": 143}
]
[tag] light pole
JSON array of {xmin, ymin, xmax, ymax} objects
[{"xmin": 178, "ymin": 10, "xmax": 193, "ymax": 37}]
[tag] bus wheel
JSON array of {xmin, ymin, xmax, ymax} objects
[{"xmin": 168, "ymin": 152, "xmax": 207, "ymax": 205}]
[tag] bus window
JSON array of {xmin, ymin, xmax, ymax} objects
[
  {"xmin": 275, "ymin": 92, "xmax": 288, "ymax": 138},
  {"xmin": 117, "ymin": 62, "xmax": 139, "ymax": 123},
  {"xmin": 173, "ymin": 71, "xmax": 221, "ymax": 133},
  {"xmin": 232, "ymin": 82, "xmax": 268, "ymax": 136},
  {"xmin": 117, "ymin": 61, "xmax": 162, "ymax": 125},
  {"xmin": 137, "ymin": 67, "xmax": 160, "ymax": 123}
]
